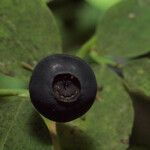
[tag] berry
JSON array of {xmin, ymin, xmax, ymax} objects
[{"xmin": 29, "ymin": 54, "xmax": 97, "ymax": 122}]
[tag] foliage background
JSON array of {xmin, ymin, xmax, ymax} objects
[{"xmin": 0, "ymin": 0, "xmax": 150, "ymax": 150}]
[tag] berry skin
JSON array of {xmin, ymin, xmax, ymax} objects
[{"xmin": 29, "ymin": 54, "xmax": 97, "ymax": 122}]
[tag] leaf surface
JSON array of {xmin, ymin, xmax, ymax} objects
[
  {"xmin": 0, "ymin": 0, "xmax": 62, "ymax": 149},
  {"xmin": 96, "ymin": 0, "xmax": 150, "ymax": 57},
  {"xmin": 124, "ymin": 58, "xmax": 150, "ymax": 97},
  {"xmin": 0, "ymin": 98, "xmax": 52, "ymax": 150},
  {"xmin": 0, "ymin": 74, "xmax": 26, "ymax": 89},
  {"xmin": 0, "ymin": 0, "xmax": 62, "ymax": 80}
]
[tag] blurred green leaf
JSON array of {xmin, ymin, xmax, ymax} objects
[
  {"xmin": 0, "ymin": 89, "xmax": 29, "ymax": 97},
  {"xmin": 57, "ymin": 66, "xmax": 133, "ymax": 150},
  {"xmin": 123, "ymin": 58, "xmax": 150, "ymax": 97},
  {"xmin": 76, "ymin": 36, "xmax": 96, "ymax": 58},
  {"xmin": 0, "ymin": 74, "xmax": 28, "ymax": 97},
  {"xmin": 87, "ymin": 0, "xmax": 122, "ymax": 11},
  {"xmin": 0, "ymin": 97, "xmax": 52, "ymax": 150},
  {"xmin": 76, "ymin": 3, "xmax": 101, "ymax": 31},
  {"xmin": 0, "ymin": 74, "xmax": 26, "ymax": 89},
  {"xmin": 96, "ymin": 0, "xmax": 150, "ymax": 57},
  {"xmin": 0, "ymin": 0, "xmax": 62, "ymax": 81}
]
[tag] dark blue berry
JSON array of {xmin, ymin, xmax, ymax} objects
[{"xmin": 29, "ymin": 54, "xmax": 97, "ymax": 122}]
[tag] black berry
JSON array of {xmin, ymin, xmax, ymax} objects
[{"xmin": 29, "ymin": 54, "xmax": 97, "ymax": 122}]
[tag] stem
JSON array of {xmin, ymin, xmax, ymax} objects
[
  {"xmin": 76, "ymin": 36, "xmax": 96, "ymax": 58},
  {"xmin": 41, "ymin": 116, "xmax": 61, "ymax": 150},
  {"xmin": 0, "ymin": 89, "xmax": 29, "ymax": 97},
  {"xmin": 89, "ymin": 50, "xmax": 117, "ymax": 66},
  {"xmin": 21, "ymin": 62, "xmax": 34, "ymax": 72},
  {"xmin": 76, "ymin": 36, "xmax": 117, "ymax": 66},
  {"xmin": 50, "ymin": 122, "xmax": 61, "ymax": 150}
]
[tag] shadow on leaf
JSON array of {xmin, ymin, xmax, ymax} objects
[
  {"xmin": 29, "ymin": 110, "xmax": 52, "ymax": 145},
  {"xmin": 129, "ymin": 92, "xmax": 150, "ymax": 148},
  {"xmin": 57, "ymin": 123, "xmax": 95, "ymax": 150}
]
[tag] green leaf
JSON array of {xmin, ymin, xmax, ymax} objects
[
  {"xmin": 123, "ymin": 58, "xmax": 150, "ymax": 97},
  {"xmin": 87, "ymin": 0, "xmax": 122, "ymax": 11},
  {"xmin": 0, "ymin": 0, "xmax": 62, "ymax": 81},
  {"xmin": 57, "ymin": 66, "xmax": 133, "ymax": 150},
  {"xmin": 0, "ymin": 97, "xmax": 52, "ymax": 150},
  {"xmin": 0, "ymin": 74, "xmax": 26, "ymax": 89},
  {"xmin": 76, "ymin": 36, "xmax": 96, "ymax": 58},
  {"xmin": 0, "ymin": 89, "xmax": 28, "ymax": 97},
  {"xmin": 96, "ymin": 0, "xmax": 150, "ymax": 57},
  {"xmin": 76, "ymin": 3, "xmax": 102, "ymax": 31},
  {"xmin": 0, "ymin": 1, "xmax": 62, "ymax": 149}
]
